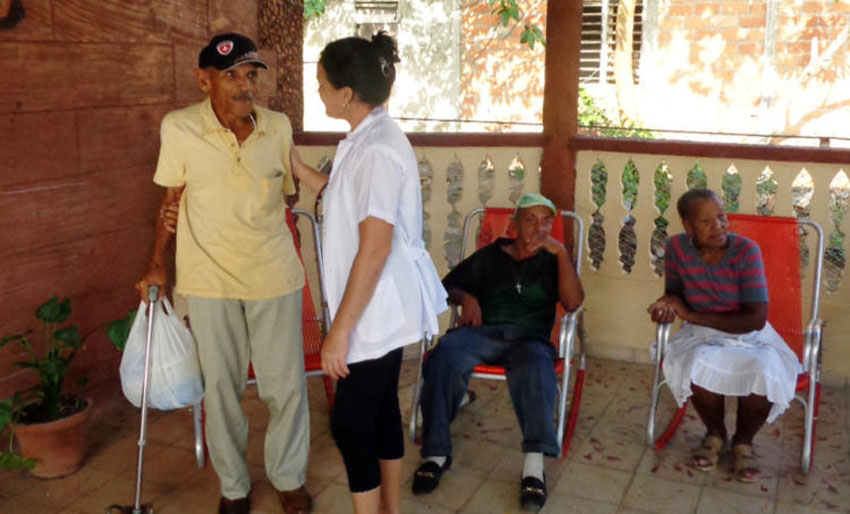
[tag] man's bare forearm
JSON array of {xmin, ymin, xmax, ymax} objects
[{"xmin": 146, "ymin": 187, "xmax": 183, "ymax": 269}]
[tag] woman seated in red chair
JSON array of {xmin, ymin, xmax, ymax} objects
[{"xmin": 648, "ymin": 188, "xmax": 801, "ymax": 482}]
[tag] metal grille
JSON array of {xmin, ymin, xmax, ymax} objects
[
  {"xmin": 580, "ymin": 0, "xmax": 644, "ymax": 84},
  {"xmin": 355, "ymin": 0, "xmax": 399, "ymax": 39}
]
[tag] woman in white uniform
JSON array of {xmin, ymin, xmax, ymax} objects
[{"xmin": 290, "ymin": 32, "xmax": 447, "ymax": 514}]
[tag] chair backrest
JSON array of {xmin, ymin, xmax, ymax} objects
[
  {"xmin": 464, "ymin": 206, "xmax": 581, "ymax": 344},
  {"xmin": 286, "ymin": 209, "xmax": 326, "ymax": 357},
  {"xmin": 726, "ymin": 214, "xmax": 806, "ymax": 358}
]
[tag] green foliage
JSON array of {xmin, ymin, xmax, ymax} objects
[
  {"xmin": 722, "ymin": 171, "xmax": 742, "ymax": 213},
  {"xmin": 591, "ymin": 160, "xmax": 608, "ymax": 209},
  {"xmin": 0, "ymin": 397, "xmax": 34, "ymax": 470},
  {"xmin": 622, "ymin": 160, "xmax": 640, "ymax": 211},
  {"xmin": 107, "ymin": 309, "xmax": 137, "ymax": 352},
  {"xmin": 687, "ymin": 163, "xmax": 707, "ymax": 190},
  {"xmin": 653, "ymin": 163, "xmax": 672, "ymax": 215},
  {"xmin": 489, "ymin": 0, "xmax": 520, "ymax": 25},
  {"xmin": 304, "ymin": 0, "xmax": 327, "ymax": 20},
  {"xmin": 0, "ymin": 398, "xmax": 34, "ymax": 471},
  {"xmin": 0, "ymin": 296, "xmax": 87, "ymax": 424},
  {"xmin": 579, "ymin": 88, "xmax": 654, "ymax": 139},
  {"xmin": 488, "ymin": 0, "xmax": 546, "ymax": 49},
  {"xmin": 520, "ymin": 24, "xmax": 546, "ymax": 49},
  {"xmin": 755, "ymin": 170, "xmax": 778, "ymax": 216}
]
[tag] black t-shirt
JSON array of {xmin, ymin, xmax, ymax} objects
[{"xmin": 442, "ymin": 238, "xmax": 559, "ymax": 340}]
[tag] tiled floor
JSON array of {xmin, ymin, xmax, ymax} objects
[{"xmin": 1, "ymin": 358, "xmax": 848, "ymax": 514}]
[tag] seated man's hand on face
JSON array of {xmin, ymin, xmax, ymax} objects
[
  {"xmin": 459, "ymin": 294, "xmax": 483, "ymax": 326},
  {"xmin": 528, "ymin": 234, "xmax": 566, "ymax": 256}
]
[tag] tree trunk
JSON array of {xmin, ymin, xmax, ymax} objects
[{"xmin": 614, "ymin": 0, "xmax": 637, "ymax": 125}]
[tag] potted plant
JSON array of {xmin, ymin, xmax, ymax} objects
[{"xmin": 0, "ymin": 295, "xmax": 92, "ymax": 478}]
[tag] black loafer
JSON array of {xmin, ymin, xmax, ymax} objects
[
  {"xmin": 219, "ymin": 494, "xmax": 250, "ymax": 514},
  {"xmin": 412, "ymin": 456, "xmax": 452, "ymax": 495},
  {"xmin": 519, "ymin": 474, "xmax": 547, "ymax": 511}
]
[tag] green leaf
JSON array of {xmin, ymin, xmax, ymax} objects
[
  {"xmin": 0, "ymin": 453, "xmax": 35, "ymax": 471},
  {"xmin": 0, "ymin": 332, "xmax": 30, "ymax": 348},
  {"xmin": 53, "ymin": 326, "xmax": 81, "ymax": 347},
  {"xmin": 36, "ymin": 296, "xmax": 71, "ymax": 324},
  {"xmin": 107, "ymin": 309, "xmax": 136, "ymax": 352},
  {"xmin": 0, "ymin": 399, "xmax": 13, "ymax": 429},
  {"xmin": 303, "ymin": 0, "xmax": 327, "ymax": 20}
]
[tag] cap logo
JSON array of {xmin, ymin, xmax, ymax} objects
[{"xmin": 216, "ymin": 41, "xmax": 234, "ymax": 56}]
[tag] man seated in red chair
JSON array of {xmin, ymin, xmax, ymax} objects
[
  {"xmin": 648, "ymin": 188, "xmax": 801, "ymax": 482},
  {"xmin": 412, "ymin": 193, "xmax": 584, "ymax": 511}
]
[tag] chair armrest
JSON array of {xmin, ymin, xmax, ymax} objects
[
  {"xmin": 802, "ymin": 318, "xmax": 824, "ymax": 374},
  {"xmin": 653, "ymin": 323, "xmax": 673, "ymax": 364},
  {"xmin": 558, "ymin": 307, "xmax": 583, "ymax": 360}
]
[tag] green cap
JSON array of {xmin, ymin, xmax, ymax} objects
[{"xmin": 515, "ymin": 193, "xmax": 557, "ymax": 216}]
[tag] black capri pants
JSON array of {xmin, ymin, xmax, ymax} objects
[{"xmin": 331, "ymin": 347, "xmax": 405, "ymax": 493}]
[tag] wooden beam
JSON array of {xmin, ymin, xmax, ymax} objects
[{"xmin": 541, "ymin": 0, "xmax": 582, "ymax": 211}]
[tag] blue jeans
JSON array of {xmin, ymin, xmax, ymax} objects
[{"xmin": 420, "ymin": 324, "xmax": 559, "ymax": 457}]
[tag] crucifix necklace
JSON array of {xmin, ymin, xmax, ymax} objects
[{"xmin": 513, "ymin": 258, "xmax": 528, "ymax": 295}]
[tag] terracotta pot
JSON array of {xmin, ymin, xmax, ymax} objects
[{"xmin": 12, "ymin": 398, "xmax": 92, "ymax": 478}]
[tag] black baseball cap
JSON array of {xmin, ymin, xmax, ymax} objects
[{"xmin": 198, "ymin": 33, "xmax": 268, "ymax": 71}]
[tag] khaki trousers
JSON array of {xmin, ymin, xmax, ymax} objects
[{"xmin": 188, "ymin": 291, "xmax": 309, "ymax": 499}]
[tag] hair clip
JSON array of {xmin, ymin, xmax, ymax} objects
[{"xmin": 378, "ymin": 56, "xmax": 392, "ymax": 77}]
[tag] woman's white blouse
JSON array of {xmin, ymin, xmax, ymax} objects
[{"xmin": 321, "ymin": 107, "xmax": 448, "ymax": 364}]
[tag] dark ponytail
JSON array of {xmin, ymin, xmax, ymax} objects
[{"xmin": 319, "ymin": 31, "xmax": 400, "ymax": 106}]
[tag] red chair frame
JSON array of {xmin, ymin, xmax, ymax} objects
[
  {"xmin": 408, "ymin": 207, "xmax": 587, "ymax": 459},
  {"xmin": 191, "ymin": 208, "xmax": 334, "ymax": 468},
  {"xmin": 646, "ymin": 214, "xmax": 825, "ymax": 474}
]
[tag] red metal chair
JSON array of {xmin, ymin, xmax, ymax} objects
[
  {"xmin": 646, "ymin": 214, "xmax": 825, "ymax": 474},
  {"xmin": 192, "ymin": 208, "xmax": 334, "ymax": 468},
  {"xmin": 408, "ymin": 207, "xmax": 586, "ymax": 459}
]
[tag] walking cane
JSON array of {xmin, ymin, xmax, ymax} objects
[{"xmin": 106, "ymin": 285, "xmax": 159, "ymax": 514}]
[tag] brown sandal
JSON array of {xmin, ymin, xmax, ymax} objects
[
  {"xmin": 732, "ymin": 444, "xmax": 759, "ymax": 483},
  {"xmin": 692, "ymin": 435, "xmax": 724, "ymax": 471}
]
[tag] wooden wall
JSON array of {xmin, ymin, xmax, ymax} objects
[{"xmin": 0, "ymin": 0, "xmax": 281, "ymax": 402}]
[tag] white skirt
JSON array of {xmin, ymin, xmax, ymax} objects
[{"xmin": 662, "ymin": 322, "xmax": 802, "ymax": 423}]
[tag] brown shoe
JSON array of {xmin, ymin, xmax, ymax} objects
[
  {"xmin": 218, "ymin": 495, "xmax": 250, "ymax": 514},
  {"xmin": 277, "ymin": 486, "xmax": 312, "ymax": 514}
]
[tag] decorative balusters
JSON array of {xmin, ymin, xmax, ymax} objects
[
  {"xmin": 722, "ymin": 164, "xmax": 742, "ymax": 213},
  {"xmin": 477, "ymin": 156, "xmax": 495, "ymax": 206},
  {"xmin": 825, "ymin": 170, "xmax": 849, "ymax": 293},
  {"xmin": 619, "ymin": 160, "xmax": 639, "ymax": 273},
  {"xmin": 756, "ymin": 166, "xmax": 778, "ymax": 216},
  {"xmin": 650, "ymin": 162, "xmax": 672, "ymax": 277},
  {"xmin": 792, "ymin": 169, "xmax": 815, "ymax": 270},
  {"xmin": 508, "ymin": 155, "xmax": 525, "ymax": 205},
  {"xmin": 444, "ymin": 156, "xmax": 464, "ymax": 268},
  {"xmin": 418, "ymin": 156, "xmax": 434, "ymax": 250},
  {"xmin": 687, "ymin": 162, "xmax": 707, "ymax": 189},
  {"xmin": 589, "ymin": 160, "xmax": 608, "ymax": 270}
]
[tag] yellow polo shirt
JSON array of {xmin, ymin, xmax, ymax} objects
[{"xmin": 153, "ymin": 98, "xmax": 304, "ymax": 299}]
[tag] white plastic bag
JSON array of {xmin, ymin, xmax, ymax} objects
[{"xmin": 120, "ymin": 298, "xmax": 204, "ymax": 410}]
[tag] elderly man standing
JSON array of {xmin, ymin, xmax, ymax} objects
[{"xmin": 136, "ymin": 33, "xmax": 311, "ymax": 514}]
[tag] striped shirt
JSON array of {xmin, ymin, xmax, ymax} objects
[{"xmin": 665, "ymin": 233, "xmax": 768, "ymax": 313}]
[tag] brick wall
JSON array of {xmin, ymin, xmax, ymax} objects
[
  {"xmin": 460, "ymin": 0, "xmax": 547, "ymax": 132},
  {"xmin": 0, "ymin": 0, "xmax": 279, "ymax": 401},
  {"xmin": 459, "ymin": 0, "xmax": 848, "ymax": 139},
  {"xmin": 647, "ymin": 0, "xmax": 849, "ymax": 137}
]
